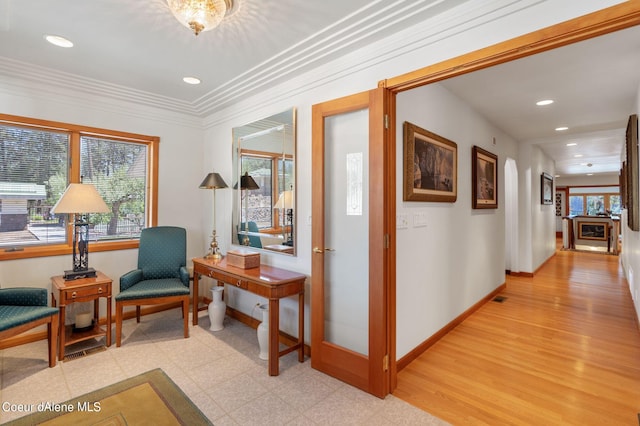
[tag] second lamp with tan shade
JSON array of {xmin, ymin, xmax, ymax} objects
[{"xmin": 199, "ymin": 172, "xmax": 228, "ymax": 259}]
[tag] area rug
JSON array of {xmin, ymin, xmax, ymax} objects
[{"xmin": 5, "ymin": 368, "xmax": 212, "ymax": 425}]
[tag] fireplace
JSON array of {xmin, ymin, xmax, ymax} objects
[{"xmin": 577, "ymin": 221, "xmax": 608, "ymax": 241}]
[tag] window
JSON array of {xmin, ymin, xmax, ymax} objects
[
  {"xmin": 240, "ymin": 152, "xmax": 293, "ymax": 229},
  {"xmin": 569, "ymin": 195, "xmax": 584, "ymax": 216},
  {"xmin": 568, "ymin": 189, "xmax": 621, "ymax": 216},
  {"xmin": 241, "ymin": 155, "xmax": 273, "ymax": 229},
  {"xmin": 586, "ymin": 195, "xmax": 605, "ymax": 215},
  {"xmin": 0, "ymin": 114, "xmax": 158, "ymax": 260}
]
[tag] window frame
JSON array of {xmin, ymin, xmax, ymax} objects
[{"xmin": 0, "ymin": 113, "xmax": 159, "ymax": 261}]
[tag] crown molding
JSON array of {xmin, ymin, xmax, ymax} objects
[
  {"xmin": 0, "ymin": 0, "xmax": 596, "ymax": 124},
  {"xmin": 0, "ymin": 65, "xmax": 204, "ymax": 129}
]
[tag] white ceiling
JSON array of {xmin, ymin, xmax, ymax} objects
[
  {"xmin": 440, "ymin": 24, "xmax": 640, "ymax": 178},
  {"xmin": 1, "ymin": 0, "xmax": 639, "ymax": 178},
  {"xmin": 0, "ymin": 0, "xmax": 467, "ymax": 113}
]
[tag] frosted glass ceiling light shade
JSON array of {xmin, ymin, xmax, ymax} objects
[{"xmin": 167, "ymin": 0, "xmax": 233, "ymax": 36}]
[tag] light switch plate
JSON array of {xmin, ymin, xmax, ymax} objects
[
  {"xmin": 413, "ymin": 212, "xmax": 428, "ymax": 227},
  {"xmin": 396, "ymin": 214, "xmax": 409, "ymax": 229}
]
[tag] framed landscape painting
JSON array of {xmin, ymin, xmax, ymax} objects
[
  {"xmin": 403, "ymin": 121, "xmax": 457, "ymax": 202},
  {"xmin": 472, "ymin": 146, "xmax": 498, "ymax": 209},
  {"xmin": 626, "ymin": 114, "xmax": 638, "ymax": 231},
  {"xmin": 541, "ymin": 172, "xmax": 553, "ymax": 205}
]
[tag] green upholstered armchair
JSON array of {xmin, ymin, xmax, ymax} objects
[
  {"xmin": 0, "ymin": 288, "xmax": 59, "ymax": 367},
  {"xmin": 115, "ymin": 226, "xmax": 191, "ymax": 346}
]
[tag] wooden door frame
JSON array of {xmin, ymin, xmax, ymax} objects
[{"xmin": 379, "ymin": 2, "xmax": 640, "ymax": 392}]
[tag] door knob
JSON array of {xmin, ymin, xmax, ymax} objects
[{"xmin": 313, "ymin": 247, "xmax": 335, "ymax": 253}]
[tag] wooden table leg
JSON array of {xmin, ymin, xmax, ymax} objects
[
  {"xmin": 93, "ymin": 298, "xmax": 99, "ymax": 327},
  {"xmin": 268, "ymin": 298, "xmax": 279, "ymax": 376},
  {"xmin": 58, "ymin": 303, "xmax": 66, "ymax": 361},
  {"xmin": 298, "ymin": 291, "xmax": 304, "ymax": 362},
  {"xmin": 106, "ymin": 295, "xmax": 112, "ymax": 346},
  {"xmin": 193, "ymin": 273, "xmax": 199, "ymax": 326}
]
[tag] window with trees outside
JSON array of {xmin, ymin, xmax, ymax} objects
[
  {"xmin": 0, "ymin": 114, "xmax": 158, "ymax": 260},
  {"xmin": 568, "ymin": 193, "xmax": 621, "ymax": 216},
  {"xmin": 240, "ymin": 153, "xmax": 293, "ymax": 229}
]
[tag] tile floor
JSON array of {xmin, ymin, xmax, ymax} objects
[{"xmin": 0, "ymin": 310, "xmax": 448, "ymax": 425}]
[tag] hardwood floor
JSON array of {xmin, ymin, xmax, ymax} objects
[{"xmin": 394, "ymin": 248, "xmax": 640, "ymax": 425}]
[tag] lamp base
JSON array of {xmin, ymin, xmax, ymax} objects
[
  {"xmin": 63, "ymin": 267, "xmax": 97, "ymax": 280},
  {"xmin": 205, "ymin": 251, "xmax": 223, "ymax": 260}
]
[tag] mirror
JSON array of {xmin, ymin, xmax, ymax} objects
[{"xmin": 232, "ymin": 108, "xmax": 296, "ymax": 256}]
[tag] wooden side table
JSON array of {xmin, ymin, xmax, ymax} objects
[{"xmin": 51, "ymin": 271, "xmax": 112, "ymax": 360}]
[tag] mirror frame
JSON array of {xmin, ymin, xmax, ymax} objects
[{"xmin": 231, "ymin": 108, "xmax": 297, "ymax": 256}]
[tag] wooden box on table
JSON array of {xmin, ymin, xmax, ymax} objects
[{"xmin": 227, "ymin": 248, "xmax": 260, "ymax": 269}]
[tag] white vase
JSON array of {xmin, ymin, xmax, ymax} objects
[
  {"xmin": 208, "ymin": 287, "xmax": 226, "ymax": 331},
  {"xmin": 257, "ymin": 304, "xmax": 269, "ymax": 360}
]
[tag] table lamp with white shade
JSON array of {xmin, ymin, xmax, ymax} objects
[{"xmin": 51, "ymin": 183, "xmax": 109, "ymax": 280}]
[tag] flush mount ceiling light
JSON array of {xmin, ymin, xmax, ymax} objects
[
  {"xmin": 555, "ymin": 126, "xmax": 569, "ymax": 131},
  {"xmin": 566, "ymin": 142, "xmax": 578, "ymax": 146},
  {"xmin": 536, "ymin": 99, "xmax": 554, "ymax": 106},
  {"xmin": 167, "ymin": 0, "xmax": 233, "ymax": 36},
  {"xmin": 45, "ymin": 35, "xmax": 73, "ymax": 48}
]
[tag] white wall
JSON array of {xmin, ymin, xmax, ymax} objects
[
  {"xmin": 620, "ymin": 81, "xmax": 640, "ymax": 325},
  {"xmin": 395, "ymin": 84, "xmax": 518, "ymax": 358},
  {"xmin": 0, "ymin": 0, "xmax": 626, "ymax": 344},
  {"xmin": 518, "ymin": 143, "xmax": 556, "ymax": 273}
]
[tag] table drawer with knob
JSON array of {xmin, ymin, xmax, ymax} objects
[{"xmin": 61, "ymin": 284, "xmax": 110, "ymax": 303}]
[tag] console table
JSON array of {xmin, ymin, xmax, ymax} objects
[{"xmin": 192, "ymin": 257, "xmax": 306, "ymax": 376}]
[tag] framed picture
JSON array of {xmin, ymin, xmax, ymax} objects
[
  {"xmin": 541, "ymin": 172, "xmax": 553, "ymax": 205},
  {"xmin": 620, "ymin": 162, "xmax": 627, "ymax": 209},
  {"xmin": 472, "ymin": 146, "xmax": 498, "ymax": 209},
  {"xmin": 625, "ymin": 114, "xmax": 638, "ymax": 231},
  {"xmin": 403, "ymin": 121, "xmax": 457, "ymax": 202}
]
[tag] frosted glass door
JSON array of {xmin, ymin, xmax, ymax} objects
[{"xmin": 324, "ymin": 109, "xmax": 369, "ymax": 355}]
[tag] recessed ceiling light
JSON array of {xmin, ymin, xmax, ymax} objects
[
  {"xmin": 587, "ymin": 173, "xmax": 594, "ymax": 176},
  {"xmin": 536, "ymin": 99, "xmax": 554, "ymax": 106},
  {"xmin": 45, "ymin": 35, "xmax": 73, "ymax": 48},
  {"xmin": 574, "ymin": 154, "xmax": 583, "ymax": 158},
  {"xmin": 566, "ymin": 142, "xmax": 577, "ymax": 146},
  {"xmin": 183, "ymin": 77, "xmax": 201, "ymax": 85},
  {"xmin": 555, "ymin": 127, "xmax": 569, "ymax": 131}
]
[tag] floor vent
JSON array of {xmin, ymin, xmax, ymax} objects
[
  {"xmin": 492, "ymin": 296, "xmax": 507, "ymax": 303},
  {"xmin": 63, "ymin": 345, "xmax": 106, "ymax": 362}
]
